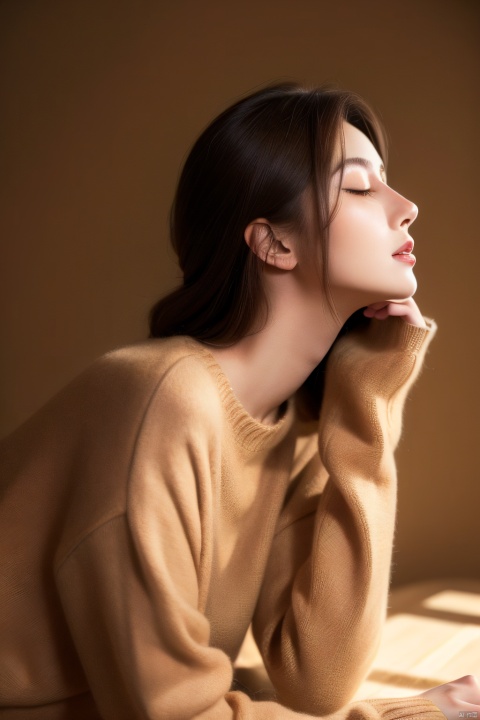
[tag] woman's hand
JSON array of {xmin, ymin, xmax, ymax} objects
[
  {"xmin": 414, "ymin": 674, "xmax": 480, "ymax": 720},
  {"xmin": 363, "ymin": 297, "xmax": 427, "ymax": 328}
]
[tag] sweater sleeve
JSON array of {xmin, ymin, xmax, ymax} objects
[
  {"xmin": 251, "ymin": 316, "xmax": 442, "ymax": 718},
  {"xmin": 54, "ymin": 332, "xmax": 444, "ymax": 720}
]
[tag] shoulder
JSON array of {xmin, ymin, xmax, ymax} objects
[
  {"xmin": 85, "ymin": 336, "xmax": 224, "ymax": 427},
  {"xmin": 4, "ymin": 337, "xmax": 224, "ymax": 448}
]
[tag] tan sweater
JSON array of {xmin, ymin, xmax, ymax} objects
[{"xmin": 0, "ymin": 316, "xmax": 444, "ymax": 720}]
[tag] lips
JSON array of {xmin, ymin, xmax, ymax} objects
[
  {"xmin": 393, "ymin": 239, "xmax": 414, "ymax": 256},
  {"xmin": 392, "ymin": 238, "xmax": 416, "ymax": 266}
]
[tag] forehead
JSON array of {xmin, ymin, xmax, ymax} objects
[
  {"xmin": 341, "ymin": 120, "xmax": 383, "ymax": 167},
  {"xmin": 337, "ymin": 121, "xmax": 386, "ymax": 181}
]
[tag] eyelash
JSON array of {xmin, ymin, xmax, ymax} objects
[{"xmin": 343, "ymin": 188, "xmax": 372, "ymax": 197}]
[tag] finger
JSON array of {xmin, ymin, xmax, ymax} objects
[
  {"xmin": 365, "ymin": 302, "xmax": 390, "ymax": 310},
  {"xmin": 363, "ymin": 303, "xmax": 389, "ymax": 318},
  {"xmin": 373, "ymin": 307, "xmax": 391, "ymax": 320},
  {"xmin": 453, "ymin": 675, "xmax": 480, "ymax": 704},
  {"xmin": 363, "ymin": 307, "xmax": 390, "ymax": 320},
  {"xmin": 384, "ymin": 303, "xmax": 412, "ymax": 317}
]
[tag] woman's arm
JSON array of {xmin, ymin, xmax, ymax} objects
[
  {"xmin": 252, "ymin": 314, "xmax": 438, "ymax": 715},
  {"xmin": 52, "ymin": 342, "xmax": 446, "ymax": 720}
]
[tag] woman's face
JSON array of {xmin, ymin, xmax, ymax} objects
[{"xmin": 326, "ymin": 121, "xmax": 418, "ymax": 317}]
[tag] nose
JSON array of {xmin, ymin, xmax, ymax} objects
[
  {"xmin": 389, "ymin": 187, "xmax": 418, "ymax": 230},
  {"xmin": 401, "ymin": 198, "xmax": 418, "ymax": 229}
]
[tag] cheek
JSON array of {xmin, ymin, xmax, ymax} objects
[
  {"xmin": 330, "ymin": 203, "xmax": 383, "ymax": 245},
  {"xmin": 327, "ymin": 207, "xmax": 417, "ymax": 301},
  {"xmin": 327, "ymin": 209, "xmax": 384, "ymax": 280}
]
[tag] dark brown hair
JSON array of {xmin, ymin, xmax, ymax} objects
[{"xmin": 149, "ymin": 81, "xmax": 387, "ymax": 419}]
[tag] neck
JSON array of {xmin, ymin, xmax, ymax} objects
[{"xmin": 200, "ymin": 271, "xmax": 354, "ymax": 426}]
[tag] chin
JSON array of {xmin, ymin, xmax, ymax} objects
[
  {"xmin": 387, "ymin": 290, "xmax": 416, "ymax": 303},
  {"xmin": 386, "ymin": 276, "xmax": 417, "ymax": 302}
]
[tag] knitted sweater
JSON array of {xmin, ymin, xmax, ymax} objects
[{"xmin": 0, "ymin": 316, "xmax": 444, "ymax": 720}]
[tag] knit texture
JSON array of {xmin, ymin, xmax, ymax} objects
[{"xmin": 0, "ymin": 317, "xmax": 445, "ymax": 719}]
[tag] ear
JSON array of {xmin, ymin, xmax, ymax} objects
[{"xmin": 244, "ymin": 219, "xmax": 298, "ymax": 270}]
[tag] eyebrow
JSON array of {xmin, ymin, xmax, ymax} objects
[{"xmin": 335, "ymin": 157, "xmax": 387, "ymax": 182}]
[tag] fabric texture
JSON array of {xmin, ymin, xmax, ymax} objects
[{"xmin": 0, "ymin": 316, "xmax": 445, "ymax": 719}]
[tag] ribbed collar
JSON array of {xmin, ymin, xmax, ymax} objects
[{"xmin": 179, "ymin": 336, "xmax": 297, "ymax": 453}]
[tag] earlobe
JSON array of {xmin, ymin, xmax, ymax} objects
[{"xmin": 244, "ymin": 219, "xmax": 297, "ymax": 270}]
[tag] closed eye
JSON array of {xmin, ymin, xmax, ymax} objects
[{"xmin": 343, "ymin": 188, "xmax": 372, "ymax": 197}]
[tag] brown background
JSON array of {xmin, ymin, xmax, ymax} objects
[{"xmin": 1, "ymin": 0, "xmax": 478, "ymax": 587}]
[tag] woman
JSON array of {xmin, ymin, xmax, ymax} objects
[{"xmin": 0, "ymin": 81, "xmax": 478, "ymax": 719}]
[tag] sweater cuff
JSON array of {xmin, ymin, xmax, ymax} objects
[
  {"xmin": 363, "ymin": 315, "xmax": 438, "ymax": 355},
  {"xmin": 367, "ymin": 696, "xmax": 447, "ymax": 719}
]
